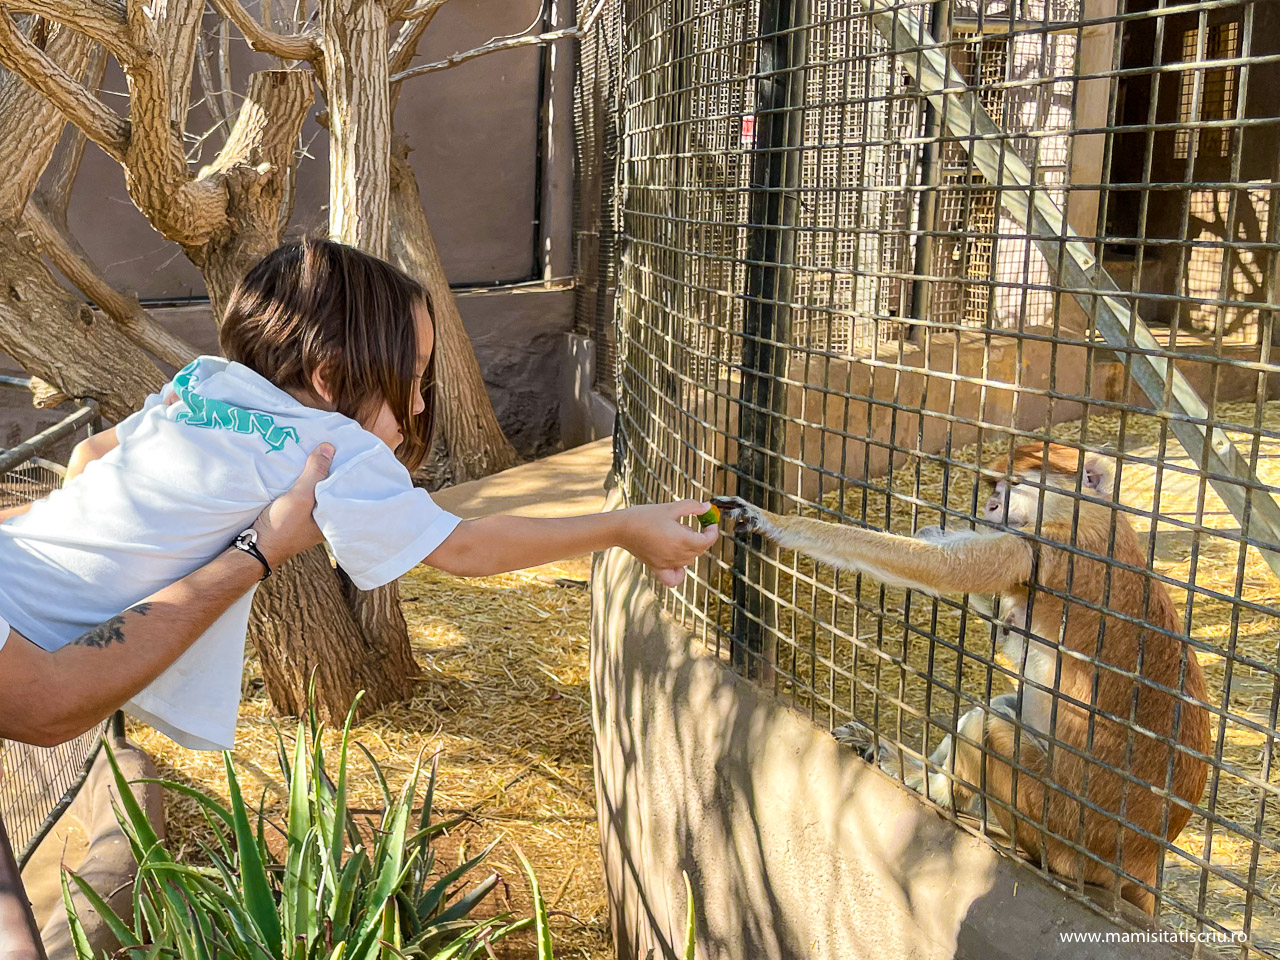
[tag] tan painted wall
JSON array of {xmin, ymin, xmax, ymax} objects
[
  {"xmin": 65, "ymin": 0, "xmax": 568, "ymax": 298},
  {"xmin": 591, "ymin": 528, "xmax": 1205, "ymax": 960}
]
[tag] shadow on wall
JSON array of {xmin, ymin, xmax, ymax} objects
[
  {"xmin": 590, "ymin": 521, "xmax": 1198, "ymax": 960},
  {"xmin": 591, "ymin": 538, "xmax": 997, "ymax": 960}
]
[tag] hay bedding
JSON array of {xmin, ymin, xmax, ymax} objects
[
  {"xmin": 117, "ymin": 402, "xmax": 1280, "ymax": 954},
  {"xmin": 712, "ymin": 400, "xmax": 1280, "ymax": 953},
  {"xmin": 128, "ymin": 556, "xmax": 611, "ymax": 960}
]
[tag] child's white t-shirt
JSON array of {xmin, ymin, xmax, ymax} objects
[{"xmin": 0, "ymin": 356, "xmax": 461, "ymax": 750}]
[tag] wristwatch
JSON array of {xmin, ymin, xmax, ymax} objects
[{"xmin": 232, "ymin": 528, "xmax": 272, "ymax": 580}]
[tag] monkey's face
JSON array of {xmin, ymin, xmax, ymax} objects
[
  {"xmin": 984, "ymin": 478, "xmax": 1033, "ymax": 526},
  {"xmin": 985, "ymin": 466, "xmax": 1108, "ymax": 529},
  {"xmin": 983, "ymin": 471, "xmax": 1070, "ymax": 528}
]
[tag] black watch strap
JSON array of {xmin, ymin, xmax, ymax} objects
[{"xmin": 233, "ymin": 528, "xmax": 272, "ymax": 580}]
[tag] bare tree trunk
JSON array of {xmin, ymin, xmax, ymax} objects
[
  {"xmin": 188, "ymin": 65, "xmax": 418, "ymax": 722},
  {"xmin": 21, "ymin": 203, "xmax": 198, "ymax": 368},
  {"xmin": 0, "ymin": 16, "xmax": 167, "ymax": 411},
  {"xmin": 389, "ymin": 139, "xmax": 520, "ymax": 485},
  {"xmin": 21, "ymin": 46, "xmax": 198, "ymax": 370},
  {"xmin": 195, "ymin": 69, "xmax": 314, "ymax": 315},
  {"xmin": 322, "ymin": 0, "xmax": 391, "ymax": 256},
  {"xmin": 0, "ymin": 18, "xmax": 91, "ymax": 215},
  {"xmin": 248, "ymin": 548, "xmax": 411, "ymax": 720},
  {"xmin": 0, "ymin": 223, "xmax": 164, "ymax": 419},
  {"xmin": 233, "ymin": 0, "xmax": 421, "ymax": 723},
  {"xmin": 35, "ymin": 45, "xmax": 107, "ymax": 219}
]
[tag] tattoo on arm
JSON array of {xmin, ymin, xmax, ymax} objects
[{"xmin": 71, "ymin": 602, "xmax": 153, "ymax": 649}]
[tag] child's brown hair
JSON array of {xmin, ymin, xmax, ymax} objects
[{"xmin": 220, "ymin": 237, "xmax": 435, "ymax": 470}]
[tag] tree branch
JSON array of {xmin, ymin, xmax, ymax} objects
[
  {"xmin": 212, "ymin": 0, "xmax": 317, "ymax": 61},
  {"xmin": 36, "ymin": 44, "xmax": 108, "ymax": 219},
  {"xmin": 117, "ymin": 0, "xmax": 228, "ymax": 246},
  {"xmin": 20, "ymin": 200, "xmax": 199, "ymax": 368},
  {"xmin": 195, "ymin": 69, "xmax": 313, "ymax": 312},
  {"xmin": 0, "ymin": 8, "xmax": 129, "ymax": 161},
  {"xmin": 389, "ymin": 0, "xmax": 605, "ymax": 83},
  {"xmin": 0, "ymin": 0, "xmax": 131, "ymax": 62},
  {"xmin": 388, "ymin": 12, "xmax": 430, "ymax": 112},
  {"xmin": 0, "ymin": 221, "xmax": 165, "ymax": 422},
  {"xmin": 0, "ymin": 14, "xmax": 93, "ymax": 217},
  {"xmin": 396, "ymin": 0, "xmax": 447, "ymax": 20}
]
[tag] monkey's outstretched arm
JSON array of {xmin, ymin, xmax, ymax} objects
[{"xmin": 712, "ymin": 497, "xmax": 1034, "ymax": 597}]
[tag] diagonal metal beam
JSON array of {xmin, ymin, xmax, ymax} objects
[{"xmin": 865, "ymin": 0, "xmax": 1280, "ymax": 580}]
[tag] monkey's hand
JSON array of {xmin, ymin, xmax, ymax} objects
[
  {"xmin": 832, "ymin": 719, "xmax": 882, "ymax": 765},
  {"xmin": 710, "ymin": 496, "xmax": 775, "ymax": 537}
]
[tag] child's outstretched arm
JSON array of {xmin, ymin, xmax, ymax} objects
[{"xmin": 426, "ymin": 501, "xmax": 720, "ymax": 587}]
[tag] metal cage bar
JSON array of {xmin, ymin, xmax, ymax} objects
[{"xmin": 583, "ymin": 0, "xmax": 1280, "ymax": 954}]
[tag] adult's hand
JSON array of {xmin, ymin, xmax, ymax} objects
[
  {"xmin": 251, "ymin": 443, "xmax": 334, "ymax": 568},
  {"xmin": 0, "ymin": 442, "xmax": 337, "ymax": 748}
]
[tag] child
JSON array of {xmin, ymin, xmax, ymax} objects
[{"xmin": 0, "ymin": 238, "xmax": 717, "ymax": 751}]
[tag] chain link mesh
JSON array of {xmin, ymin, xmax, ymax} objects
[{"xmin": 579, "ymin": 0, "xmax": 1280, "ymax": 952}]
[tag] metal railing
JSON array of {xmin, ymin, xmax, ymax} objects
[
  {"xmin": 581, "ymin": 0, "xmax": 1280, "ymax": 954},
  {"xmin": 0, "ymin": 378, "xmax": 110, "ymax": 869}
]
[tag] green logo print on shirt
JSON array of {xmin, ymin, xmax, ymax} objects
[{"xmin": 172, "ymin": 361, "xmax": 300, "ymax": 453}]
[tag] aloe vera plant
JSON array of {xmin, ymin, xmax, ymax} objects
[
  {"xmin": 63, "ymin": 696, "xmax": 527, "ymax": 959},
  {"xmin": 62, "ymin": 690, "xmax": 701, "ymax": 960}
]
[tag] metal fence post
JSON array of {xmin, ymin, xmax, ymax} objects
[
  {"xmin": 732, "ymin": 0, "xmax": 808, "ymax": 676},
  {"xmin": 908, "ymin": 0, "xmax": 950, "ymax": 335}
]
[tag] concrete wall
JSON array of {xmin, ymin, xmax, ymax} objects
[
  {"xmin": 559, "ymin": 333, "xmax": 617, "ymax": 448},
  {"xmin": 591, "ymin": 524, "xmax": 1203, "ymax": 960},
  {"xmin": 1, "ymin": 287, "xmax": 573, "ymax": 459}
]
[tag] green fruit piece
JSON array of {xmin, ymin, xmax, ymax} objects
[{"xmin": 696, "ymin": 505, "xmax": 720, "ymax": 528}]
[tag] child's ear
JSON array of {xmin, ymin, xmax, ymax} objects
[
  {"xmin": 1082, "ymin": 454, "xmax": 1115, "ymax": 499},
  {"xmin": 309, "ymin": 365, "xmax": 336, "ymax": 407}
]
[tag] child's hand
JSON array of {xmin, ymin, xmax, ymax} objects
[{"xmin": 620, "ymin": 501, "xmax": 720, "ymax": 587}]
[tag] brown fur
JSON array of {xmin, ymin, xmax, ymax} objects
[
  {"xmin": 713, "ymin": 444, "xmax": 1210, "ymax": 912},
  {"xmin": 1002, "ymin": 440, "xmax": 1091, "ymax": 479},
  {"xmin": 975, "ymin": 509, "xmax": 1208, "ymax": 912}
]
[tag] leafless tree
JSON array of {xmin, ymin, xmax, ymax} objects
[{"xmin": 0, "ymin": 0, "xmax": 569, "ymax": 721}]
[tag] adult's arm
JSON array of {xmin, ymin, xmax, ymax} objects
[{"xmin": 0, "ymin": 443, "xmax": 334, "ymax": 748}]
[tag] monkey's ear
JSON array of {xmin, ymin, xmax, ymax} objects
[{"xmin": 1082, "ymin": 453, "xmax": 1115, "ymax": 498}]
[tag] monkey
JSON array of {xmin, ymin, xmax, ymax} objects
[{"xmin": 712, "ymin": 443, "xmax": 1209, "ymax": 913}]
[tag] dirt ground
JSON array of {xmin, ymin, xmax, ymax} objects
[
  {"xmin": 127, "ymin": 440, "xmax": 615, "ymax": 959},
  {"xmin": 129, "ymin": 555, "xmax": 611, "ymax": 959}
]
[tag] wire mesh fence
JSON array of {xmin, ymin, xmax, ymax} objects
[
  {"xmin": 580, "ymin": 0, "xmax": 1280, "ymax": 953},
  {"xmin": 0, "ymin": 387, "xmax": 108, "ymax": 867},
  {"xmin": 573, "ymin": 0, "xmax": 625, "ymax": 399}
]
